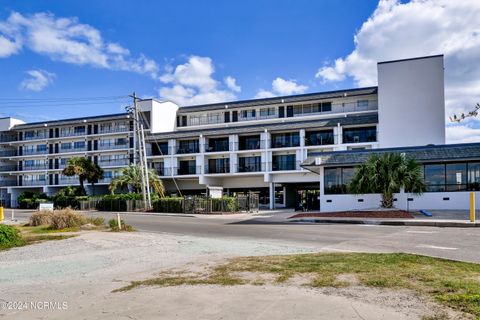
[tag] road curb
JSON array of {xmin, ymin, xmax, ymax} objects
[{"xmin": 289, "ymin": 218, "xmax": 480, "ymax": 228}]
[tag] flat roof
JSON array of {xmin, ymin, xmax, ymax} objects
[
  {"xmin": 179, "ymin": 87, "xmax": 378, "ymax": 113},
  {"xmin": 378, "ymin": 54, "xmax": 444, "ymax": 65},
  {"xmin": 12, "ymin": 113, "xmax": 130, "ymax": 130}
]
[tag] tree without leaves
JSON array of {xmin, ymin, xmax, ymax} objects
[
  {"xmin": 108, "ymin": 164, "xmax": 165, "ymax": 197},
  {"xmin": 348, "ymin": 153, "xmax": 426, "ymax": 208},
  {"xmin": 450, "ymin": 103, "xmax": 480, "ymax": 122}
]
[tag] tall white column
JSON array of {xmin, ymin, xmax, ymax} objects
[{"xmin": 269, "ymin": 182, "xmax": 275, "ymax": 210}]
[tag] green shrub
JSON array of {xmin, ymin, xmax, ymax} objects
[
  {"xmin": 17, "ymin": 191, "xmax": 50, "ymax": 209},
  {"xmin": 108, "ymin": 218, "xmax": 134, "ymax": 232},
  {"xmin": 29, "ymin": 210, "xmax": 55, "ymax": 226},
  {"xmin": 0, "ymin": 224, "xmax": 25, "ymax": 249}
]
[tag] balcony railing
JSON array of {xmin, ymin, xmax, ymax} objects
[
  {"xmin": 237, "ymin": 163, "xmax": 264, "ymax": 173},
  {"xmin": 58, "ymin": 178, "xmax": 80, "ymax": 185},
  {"xmin": 98, "ymin": 127, "xmax": 130, "ymax": 134},
  {"xmin": 59, "ymin": 147, "xmax": 87, "ymax": 153},
  {"xmin": 23, "ymin": 149, "xmax": 48, "ymax": 156},
  {"xmin": 156, "ymin": 167, "xmax": 172, "ymax": 176},
  {"xmin": 0, "ymin": 165, "xmax": 17, "ymax": 172},
  {"xmin": 0, "ymin": 136, "xmax": 17, "ymax": 143},
  {"xmin": 59, "ymin": 131, "xmax": 86, "ymax": 138},
  {"xmin": 23, "ymin": 134, "xmax": 47, "ymax": 141},
  {"xmin": 0, "ymin": 150, "xmax": 17, "ymax": 157},
  {"xmin": 22, "ymin": 164, "xmax": 49, "ymax": 171},
  {"xmin": 270, "ymin": 161, "xmax": 301, "ymax": 171},
  {"xmin": 205, "ymin": 140, "xmax": 230, "ymax": 152},
  {"xmin": 98, "ymin": 159, "xmax": 130, "ymax": 167},
  {"xmin": 204, "ymin": 165, "xmax": 230, "ymax": 174},
  {"xmin": 0, "ymin": 180, "xmax": 17, "ymax": 186},
  {"xmin": 22, "ymin": 180, "xmax": 47, "ymax": 186},
  {"xmin": 176, "ymin": 166, "xmax": 201, "ymax": 175},
  {"xmin": 98, "ymin": 144, "xmax": 130, "ymax": 151},
  {"xmin": 237, "ymin": 140, "xmax": 264, "ymax": 151},
  {"xmin": 97, "ymin": 178, "xmax": 113, "ymax": 184},
  {"xmin": 176, "ymin": 145, "xmax": 199, "ymax": 154}
]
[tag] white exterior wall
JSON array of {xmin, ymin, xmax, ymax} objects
[
  {"xmin": 377, "ymin": 55, "xmax": 445, "ymax": 148},
  {"xmin": 320, "ymin": 191, "xmax": 480, "ymax": 212},
  {"xmin": 138, "ymin": 100, "xmax": 179, "ymax": 134},
  {"xmin": 0, "ymin": 117, "xmax": 25, "ymax": 131}
]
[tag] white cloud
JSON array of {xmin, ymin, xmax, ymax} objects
[
  {"xmin": 314, "ymin": 0, "xmax": 480, "ymax": 143},
  {"xmin": 159, "ymin": 56, "xmax": 238, "ymax": 105},
  {"xmin": 254, "ymin": 77, "xmax": 308, "ymax": 98},
  {"xmin": 446, "ymin": 124, "xmax": 480, "ymax": 144},
  {"xmin": 0, "ymin": 11, "xmax": 159, "ymax": 78},
  {"xmin": 224, "ymin": 76, "xmax": 241, "ymax": 93},
  {"xmin": 20, "ymin": 69, "xmax": 55, "ymax": 91}
]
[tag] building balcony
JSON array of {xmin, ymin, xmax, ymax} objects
[
  {"xmin": 0, "ymin": 165, "xmax": 17, "ymax": 172},
  {"xmin": 22, "ymin": 164, "xmax": 49, "ymax": 171},
  {"xmin": 205, "ymin": 165, "xmax": 230, "ymax": 174},
  {"xmin": 98, "ymin": 127, "xmax": 131, "ymax": 135},
  {"xmin": 0, "ymin": 180, "xmax": 17, "ymax": 187},
  {"xmin": 23, "ymin": 134, "xmax": 48, "ymax": 141},
  {"xmin": 98, "ymin": 144, "xmax": 130, "ymax": 151},
  {"xmin": 176, "ymin": 145, "xmax": 199, "ymax": 154},
  {"xmin": 237, "ymin": 163, "xmax": 264, "ymax": 173},
  {"xmin": 59, "ymin": 131, "xmax": 86, "ymax": 138},
  {"xmin": 205, "ymin": 140, "xmax": 230, "ymax": 152},
  {"xmin": 59, "ymin": 147, "xmax": 87, "ymax": 153},
  {"xmin": 176, "ymin": 166, "xmax": 201, "ymax": 175},
  {"xmin": 0, "ymin": 135, "xmax": 17, "ymax": 143},
  {"xmin": 23, "ymin": 149, "xmax": 48, "ymax": 156},
  {"xmin": 0, "ymin": 150, "xmax": 17, "ymax": 157},
  {"xmin": 270, "ymin": 161, "xmax": 301, "ymax": 171},
  {"xmin": 22, "ymin": 180, "xmax": 47, "ymax": 186},
  {"xmin": 98, "ymin": 159, "xmax": 130, "ymax": 167}
]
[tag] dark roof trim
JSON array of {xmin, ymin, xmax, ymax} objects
[
  {"xmin": 378, "ymin": 54, "xmax": 443, "ymax": 65},
  {"xmin": 179, "ymin": 87, "xmax": 378, "ymax": 112},
  {"xmin": 13, "ymin": 112, "xmax": 130, "ymax": 129}
]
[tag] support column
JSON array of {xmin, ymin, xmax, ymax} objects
[{"xmin": 269, "ymin": 182, "xmax": 275, "ymax": 210}]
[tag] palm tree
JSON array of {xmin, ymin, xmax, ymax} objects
[
  {"xmin": 109, "ymin": 164, "xmax": 165, "ymax": 197},
  {"xmin": 348, "ymin": 153, "xmax": 426, "ymax": 208},
  {"xmin": 86, "ymin": 162, "xmax": 104, "ymax": 196},
  {"xmin": 62, "ymin": 157, "xmax": 95, "ymax": 195}
]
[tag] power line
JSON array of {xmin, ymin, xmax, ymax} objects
[{"xmin": 0, "ymin": 95, "xmax": 128, "ymax": 102}]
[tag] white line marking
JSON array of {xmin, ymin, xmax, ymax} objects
[
  {"xmin": 417, "ymin": 244, "xmax": 458, "ymax": 250},
  {"xmin": 406, "ymin": 231, "xmax": 438, "ymax": 234}
]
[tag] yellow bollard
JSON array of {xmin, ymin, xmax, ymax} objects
[
  {"xmin": 0, "ymin": 207, "xmax": 4, "ymax": 222},
  {"xmin": 470, "ymin": 192, "xmax": 476, "ymax": 222}
]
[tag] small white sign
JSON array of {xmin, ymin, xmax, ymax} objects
[
  {"xmin": 208, "ymin": 186, "xmax": 223, "ymax": 199},
  {"xmin": 39, "ymin": 202, "xmax": 54, "ymax": 211}
]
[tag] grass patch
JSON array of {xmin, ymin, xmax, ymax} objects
[{"xmin": 116, "ymin": 252, "xmax": 480, "ymax": 318}]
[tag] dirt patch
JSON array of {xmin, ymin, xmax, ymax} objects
[{"xmin": 290, "ymin": 210, "xmax": 414, "ymax": 219}]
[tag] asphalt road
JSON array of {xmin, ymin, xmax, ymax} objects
[{"xmin": 7, "ymin": 209, "xmax": 480, "ymax": 263}]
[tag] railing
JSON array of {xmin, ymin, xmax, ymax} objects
[
  {"xmin": 176, "ymin": 145, "xmax": 200, "ymax": 154},
  {"xmin": 23, "ymin": 149, "xmax": 48, "ymax": 155},
  {"xmin": 0, "ymin": 135, "xmax": 17, "ymax": 142},
  {"xmin": 98, "ymin": 127, "xmax": 131, "ymax": 134},
  {"xmin": 22, "ymin": 164, "xmax": 49, "ymax": 171},
  {"xmin": 98, "ymin": 144, "xmax": 130, "ymax": 151},
  {"xmin": 97, "ymin": 178, "xmax": 113, "ymax": 184},
  {"xmin": 59, "ymin": 131, "xmax": 86, "ymax": 138},
  {"xmin": 237, "ymin": 163, "xmax": 264, "ymax": 173},
  {"xmin": 59, "ymin": 147, "xmax": 87, "ymax": 153},
  {"xmin": 205, "ymin": 140, "xmax": 230, "ymax": 152},
  {"xmin": 175, "ymin": 166, "xmax": 201, "ymax": 175},
  {"xmin": 24, "ymin": 134, "xmax": 47, "ymax": 141},
  {"xmin": 236, "ymin": 140, "xmax": 265, "ymax": 151},
  {"xmin": 98, "ymin": 159, "xmax": 130, "ymax": 167},
  {"xmin": 204, "ymin": 165, "xmax": 230, "ymax": 174},
  {"xmin": 22, "ymin": 180, "xmax": 47, "ymax": 186},
  {"xmin": 0, "ymin": 165, "xmax": 17, "ymax": 172},
  {"xmin": 156, "ymin": 167, "xmax": 172, "ymax": 176},
  {"xmin": 271, "ymin": 138, "xmax": 300, "ymax": 148},
  {"xmin": 0, "ymin": 150, "xmax": 17, "ymax": 157},
  {"xmin": 58, "ymin": 178, "xmax": 79, "ymax": 185},
  {"xmin": 0, "ymin": 180, "xmax": 17, "ymax": 186},
  {"xmin": 269, "ymin": 161, "xmax": 302, "ymax": 171}
]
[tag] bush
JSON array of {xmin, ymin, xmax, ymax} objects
[
  {"xmin": 17, "ymin": 191, "xmax": 50, "ymax": 209},
  {"xmin": 30, "ymin": 210, "xmax": 55, "ymax": 226},
  {"xmin": 50, "ymin": 209, "xmax": 87, "ymax": 230},
  {"xmin": 108, "ymin": 218, "xmax": 134, "ymax": 232},
  {"xmin": 0, "ymin": 224, "xmax": 25, "ymax": 249}
]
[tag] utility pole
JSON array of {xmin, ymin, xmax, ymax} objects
[{"xmin": 128, "ymin": 92, "xmax": 151, "ymax": 210}]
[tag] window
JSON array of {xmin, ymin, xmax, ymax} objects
[
  {"xmin": 468, "ymin": 162, "xmax": 480, "ymax": 191},
  {"xmin": 74, "ymin": 126, "xmax": 85, "ymax": 134},
  {"xmin": 61, "ymin": 142, "xmax": 72, "ymax": 150},
  {"xmin": 324, "ymin": 167, "xmax": 356, "ymax": 194},
  {"xmin": 115, "ymin": 138, "xmax": 127, "ymax": 146},
  {"xmin": 343, "ymin": 127, "xmax": 377, "ymax": 143},
  {"xmin": 260, "ymin": 107, "xmax": 276, "ymax": 118},
  {"xmin": 357, "ymin": 100, "xmax": 369, "ymax": 110},
  {"xmin": 271, "ymin": 132, "xmax": 300, "ymax": 148},
  {"xmin": 424, "ymin": 164, "xmax": 446, "ymax": 192},
  {"xmin": 238, "ymin": 156, "xmax": 261, "ymax": 172},
  {"xmin": 74, "ymin": 141, "xmax": 85, "ymax": 149},
  {"xmin": 240, "ymin": 109, "xmax": 256, "ymax": 119},
  {"xmin": 446, "ymin": 163, "xmax": 467, "ymax": 191},
  {"xmin": 305, "ymin": 130, "xmax": 334, "ymax": 146},
  {"xmin": 36, "ymin": 144, "xmax": 47, "ymax": 152},
  {"xmin": 272, "ymin": 154, "xmax": 296, "ymax": 171},
  {"xmin": 207, "ymin": 113, "xmax": 222, "ymax": 124},
  {"xmin": 24, "ymin": 131, "xmax": 35, "ymax": 139}
]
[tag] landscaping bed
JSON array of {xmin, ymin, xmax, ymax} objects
[{"xmin": 290, "ymin": 210, "xmax": 414, "ymax": 219}]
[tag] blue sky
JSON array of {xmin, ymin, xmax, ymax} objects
[
  {"xmin": 1, "ymin": 0, "xmax": 480, "ymax": 145},
  {"xmin": 0, "ymin": 0, "xmax": 378, "ymax": 121}
]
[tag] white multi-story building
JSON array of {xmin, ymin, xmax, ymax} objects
[{"xmin": 2, "ymin": 55, "xmax": 479, "ymax": 211}]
